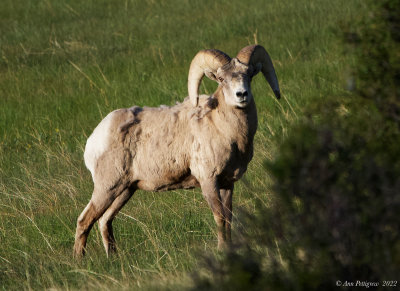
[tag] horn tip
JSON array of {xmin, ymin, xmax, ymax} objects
[
  {"xmin": 274, "ymin": 90, "xmax": 281, "ymax": 100},
  {"xmin": 190, "ymin": 96, "xmax": 199, "ymax": 106}
]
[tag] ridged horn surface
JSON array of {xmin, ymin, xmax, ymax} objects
[
  {"xmin": 188, "ymin": 49, "xmax": 231, "ymax": 106},
  {"xmin": 236, "ymin": 45, "xmax": 281, "ymax": 99}
]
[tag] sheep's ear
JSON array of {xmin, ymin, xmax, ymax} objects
[{"xmin": 205, "ymin": 70, "xmax": 218, "ymax": 82}]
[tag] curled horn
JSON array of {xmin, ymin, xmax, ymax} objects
[
  {"xmin": 236, "ymin": 45, "xmax": 281, "ymax": 99},
  {"xmin": 188, "ymin": 49, "xmax": 231, "ymax": 106}
]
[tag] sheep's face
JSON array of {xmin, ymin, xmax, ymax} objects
[{"xmin": 216, "ymin": 59, "xmax": 253, "ymax": 108}]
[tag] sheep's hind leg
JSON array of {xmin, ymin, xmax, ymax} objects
[
  {"xmin": 73, "ymin": 184, "xmax": 126, "ymax": 258},
  {"xmin": 98, "ymin": 187, "xmax": 136, "ymax": 257},
  {"xmin": 73, "ymin": 189, "xmax": 112, "ymax": 258},
  {"xmin": 74, "ymin": 147, "xmax": 133, "ymax": 258}
]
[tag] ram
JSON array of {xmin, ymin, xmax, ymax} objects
[{"xmin": 73, "ymin": 45, "xmax": 280, "ymax": 257}]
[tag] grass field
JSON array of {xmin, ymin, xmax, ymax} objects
[{"xmin": 0, "ymin": 0, "xmax": 366, "ymax": 289}]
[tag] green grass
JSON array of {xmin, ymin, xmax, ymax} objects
[{"xmin": 0, "ymin": 0, "xmax": 366, "ymax": 289}]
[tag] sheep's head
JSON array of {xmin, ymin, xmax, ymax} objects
[
  {"xmin": 214, "ymin": 59, "xmax": 254, "ymax": 108},
  {"xmin": 188, "ymin": 45, "xmax": 281, "ymax": 108}
]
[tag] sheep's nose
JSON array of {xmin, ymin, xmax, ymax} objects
[{"xmin": 236, "ymin": 91, "xmax": 248, "ymax": 97}]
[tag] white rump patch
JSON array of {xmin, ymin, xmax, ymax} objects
[{"xmin": 84, "ymin": 111, "xmax": 116, "ymax": 180}]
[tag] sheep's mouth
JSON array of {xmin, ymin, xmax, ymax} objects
[{"xmin": 236, "ymin": 100, "xmax": 249, "ymax": 108}]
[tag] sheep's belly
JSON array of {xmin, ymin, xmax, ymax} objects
[{"xmin": 137, "ymin": 175, "xmax": 200, "ymax": 192}]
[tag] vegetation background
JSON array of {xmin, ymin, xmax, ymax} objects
[{"xmin": 1, "ymin": 0, "xmax": 391, "ymax": 290}]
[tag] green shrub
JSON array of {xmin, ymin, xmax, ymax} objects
[
  {"xmin": 345, "ymin": 0, "xmax": 400, "ymax": 123},
  {"xmin": 266, "ymin": 104, "xmax": 400, "ymax": 289}
]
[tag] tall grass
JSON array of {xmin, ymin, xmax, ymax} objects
[{"xmin": 0, "ymin": 0, "xmax": 365, "ymax": 289}]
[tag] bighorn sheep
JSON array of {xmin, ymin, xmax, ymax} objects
[{"xmin": 73, "ymin": 45, "xmax": 280, "ymax": 257}]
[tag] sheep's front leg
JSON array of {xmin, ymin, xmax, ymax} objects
[
  {"xmin": 200, "ymin": 179, "xmax": 226, "ymax": 250},
  {"xmin": 220, "ymin": 184, "xmax": 233, "ymax": 246}
]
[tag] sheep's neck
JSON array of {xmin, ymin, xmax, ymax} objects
[{"xmin": 212, "ymin": 87, "xmax": 258, "ymax": 153}]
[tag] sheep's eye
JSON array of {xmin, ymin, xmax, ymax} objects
[{"xmin": 218, "ymin": 77, "xmax": 224, "ymax": 82}]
